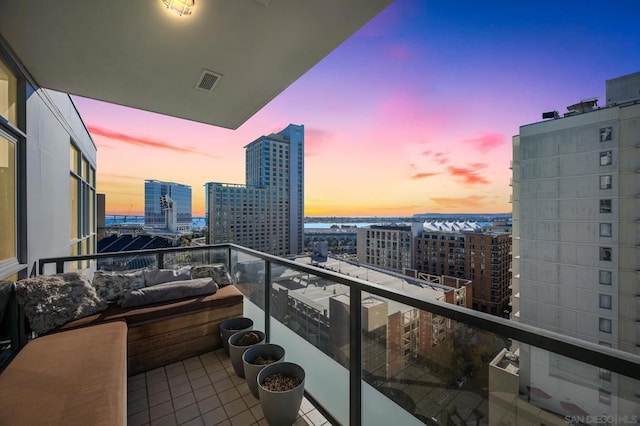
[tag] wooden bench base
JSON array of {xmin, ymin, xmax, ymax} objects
[{"xmin": 127, "ymin": 303, "xmax": 242, "ymax": 375}]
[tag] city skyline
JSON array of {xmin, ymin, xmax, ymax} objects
[{"xmin": 74, "ymin": 0, "xmax": 640, "ymax": 217}]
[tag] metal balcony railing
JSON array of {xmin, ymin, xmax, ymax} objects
[{"xmin": 38, "ymin": 244, "xmax": 640, "ymax": 425}]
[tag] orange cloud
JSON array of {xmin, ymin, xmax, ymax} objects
[
  {"xmin": 463, "ymin": 132, "xmax": 505, "ymax": 153},
  {"xmin": 448, "ymin": 165, "xmax": 490, "ymax": 185},
  {"xmin": 431, "ymin": 195, "xmax": 487, "ymax": 209},
  {"xmin": 411, "ymin": 172, "xmax": 439, "ymax": 180},
  {"xmin": 88, "ymin": 125, "xmax": 218, "ymax": 158}
]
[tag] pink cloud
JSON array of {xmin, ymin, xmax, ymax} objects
[
  {"xmin": 463, "ymin": 132, "xmax": 505, "ymax": 153},
  {"xmin": 88, "ymin": 125, "xmax": 218, "ymax": 158},
  {"xmin": 305, "ymin": 128, "xmax": 333, "ymax": 157},
  {"xmin": 388, "ymin": 44, "xmax": 412, "ymax": 60},
  {"xmin": 411, "ymin": 172, "xmax": 439, "ymax": 180},
  {"xmin": 448, "ymin": 165, "xmax": 490, "ymax": 185}
]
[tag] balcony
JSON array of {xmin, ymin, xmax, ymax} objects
[{"xmin": 16, "ymin": 244, "xmax": 640, "ymax": 424}]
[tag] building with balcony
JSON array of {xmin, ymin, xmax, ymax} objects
[
  {"xmin": 511, "ymin": 71, "xmax": 640, "ymax": 419},
  {"xmin": 206, "ymin": 124, "xmax": 304, "ymax": 256},
  {"xmin": 414, "ymin": 222, "xmax": 512, "ymax": 316},
  {"xmin": 356, "ymin": 224, "xmax": 422, "ymax": 272},
  {"xmin": 144, "ymin": 180, "xmax": 192, "ymax": 233}
]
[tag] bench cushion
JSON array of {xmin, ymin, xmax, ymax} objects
[
  {"xmin": 0, "ymin": 321, "xmax": 127, "ymax": 426},
  {"xmin": 58, "ymin": 284, "xmax": 243, "ymax": 331}
]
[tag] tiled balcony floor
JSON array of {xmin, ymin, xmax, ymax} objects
[{"xmin": 127, "ymin": 348, "xmax": 331, "ymax": 426}]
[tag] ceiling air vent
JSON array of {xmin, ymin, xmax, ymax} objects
[{"xmin": 195, "ymin": 69, "xmax": 222, "ymax": 93}]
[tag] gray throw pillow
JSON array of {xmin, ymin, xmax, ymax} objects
[
  {"xmin": 144, "ymin": 267, "xmax": 192, "ymax": 286},
  {"xmin": 191, "ymin": 264, "xmax": 234, "ymax": 286},
  {"xmin": 92, "ymin": 270, "xmax": 145, "ymax": 302},
  {"xmin": 15, "ymin": 272, "xmax": 107, "ymax": 335},
  {"xmin": 121, "ymin": 277, "xmax": 218, "ymax": 308}
]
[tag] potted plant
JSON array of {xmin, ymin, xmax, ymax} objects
[
  {"xmin": 257, "ymin": 361, "xmax": 305, "ymax": 426},
  {"xmin": 242, "ymin": 343, "xmax": 285, "ymax": 399},
  {"xmin": 228, "ymin": 330, "xmax": 265, "ymax": 378},
  {"xmin": 219, "ymin": 317, "xmax": 253, "ymax": 355}
]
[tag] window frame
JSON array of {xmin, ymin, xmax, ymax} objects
[
  {"xmin": 599, "ymin": 247, "xmax": 612, "ymax": 262},
  {"xmin": 599, "ymin": 223, "xmax": 612, "ymax": 237},
  {"xmin": 599, "ymin": 270, "xmax": 612, "ymax": 286},
  {"xmin": 599, "ymin": 318, "xmax": 612, "ymax": 334},
  {"xmin": 599, "ymin": 150, "xmax": 612, "ymax": 166},
  {"xmin": 599, "ymin": 294, "xmax": 612, "ymax": 310},
  {"xmin": 599, "ymin": 199, "xmax": 612, "ymax": 213},
  {"xmin": 599, "ymin": 175, "xmax": 612, "ymax": 190}
]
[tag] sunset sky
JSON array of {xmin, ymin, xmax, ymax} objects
[{"xmin": 73, "ymin": 0, "xmax": 640, "ymax": 217}]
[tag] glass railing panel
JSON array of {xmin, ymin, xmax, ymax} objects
[
  {"xmin": 501, "ymin": 343, "xmax": 640, "ymax": 424},
  {"xmin": 269, "ymin": 263, "xmax": 341, "ymax": 361},
  {"xmin": 229, "ymin": 249, "xmax": 265, "ymax": 311},
  {"xmin": 161, "ymin": 247, "xmax": 228, "ymax": 270},
  {"xmin": 267, "ymin": 263, "xmax": 351, "ymax": 423},
  {"xmin": 96, "ymin": 252, "xmax": 157, "ymax": 272},
  {"xmin": 360, "ymin": 292, "xmax": 503, "ymax": 425},
  {"xmin": 270, "ymin": 317, "xmax": 350, "ymax": 424}
]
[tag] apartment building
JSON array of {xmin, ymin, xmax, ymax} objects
[
  {"xmin": 511, "ymin": 71, "xmax": 640, "ymax": 418},
  {"xmin": 206, "ymin": 124, "xmax": 304, "ymax": 256},
  {"xmin": 356, "ymin": 224, "xmax": 422, "ymax": 272},
  {"xmin": 144, "ymin": 180, "xmax": 192, "ymax": 233},
  {"xmin": 414, "ymin": 223, "xmax": 512, "ymax": 316}
]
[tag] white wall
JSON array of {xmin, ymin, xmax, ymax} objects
[{"xmin": 25, "ymin": 88, "xmax": 95, "ymax": 271}]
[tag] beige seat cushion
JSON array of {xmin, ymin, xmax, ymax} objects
[{"xmin": 0, "ymin": 321, "xmax": 127, "ymax": 426}]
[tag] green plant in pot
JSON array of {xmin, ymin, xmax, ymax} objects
[
  {"xmin": 228, "ymin": 330, "xmax": 265, "ymax": 378},
  {"xmin": 257, "ymin": 361, "xmax": 305, "ymax": 426}
]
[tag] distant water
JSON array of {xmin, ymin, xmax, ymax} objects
[{"xmin": 105, "ymin": 216, "xmax": 499, "ymax": 230}]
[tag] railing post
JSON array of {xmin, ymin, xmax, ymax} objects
[
  {"xmin": 264, "ymin": 260, "xmax": 271, "ymax": 343},
  {"xmin": 157, "ymin": 252, "xmax": 164, "ymax": 270},
  {"xmin": 349, "ymin": 288, "xmax": 362, "ymax": 426},
  {"xmin": 55, "ymin": 260, "xmax": 64, "ymax": 274}
]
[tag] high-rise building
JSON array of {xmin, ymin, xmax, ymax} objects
[
  {"xmin": 206, "ymin": 124, "xmax": 304, "ymax": 256},
  {"xmin": 144, "ymin": 180, "xmax": 192, "ymax": 233},
  {"xmin": 510, "ymin": 71, "xmax": 640, "ymax": 418}
]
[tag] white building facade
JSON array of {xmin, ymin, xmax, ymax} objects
[
  {"xmin": 512, "ymin": 71, "xmax": 640, "ymax": 418},
  {"xmin": 206, "ymin": 124, "xmax": 304, "ymax": 256}
]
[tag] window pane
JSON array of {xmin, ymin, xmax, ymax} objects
[
  {"xmin": 599, "ymin": 175, "xmax": 612, "ymax": 189},
  {"xmin": 81, "ymin": 158, "xmax": 88, "ymax": 181},
  {"xmin": 599, "ymin": 151, "xmax": 612, "ymax": 166},
  {"xmin": 599, "ymin": 318, "xmax": 612, "ymax": 333},
  {"xmin": 599, "ymin": 270, "xmax": 612, "ymax": 285},
  {"xmin": 70, "ymin": 175, "xmax": 79, "ymax": 240},
  {"xmin": 0, "ymin": 134, "xmax": 16, "ymax": 261},
  {"xmin": 0, "ymin": 60, "xmax": 17, "ymax": 126},
  {"xmin": 90, "ymin": 188, "xmax": 95, "ymax": 234},
  {"xmin": 599, "ymin": 199, "xmax": 612, "ymax": 213},
  {"xmin": 599, "ymin": 223, "xmax": 612, "ymax": 237},
  {"xmin": 70, "ymin": 145, "xmax": 79, "ymax": 174},
  {"xmin": 599, "ymin": 247, "xmax": 612, "ymax": 261},
  {"xmin": 599, "ymin": 127, "xmax": 612, "ymax": 142},
  {"xmin": 599, "ymin": 294, "xmax": 612, "ymax": 309}
]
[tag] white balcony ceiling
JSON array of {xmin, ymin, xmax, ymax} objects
[{"xmin": 0, "ymin": 0, "xmax": 392, "ymax": 129}]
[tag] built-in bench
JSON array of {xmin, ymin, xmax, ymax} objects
[
  {"xmin": 0, "ymin": 279, "xmax": 245, "ymax": 425},
  {"xmin": 58, "ymin": 284, "xmax": 244, "ymax": 375}
]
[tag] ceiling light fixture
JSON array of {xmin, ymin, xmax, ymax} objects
[{"xmin": 162, "ymin": 0, "xmax": 195, "ymax": 16}]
